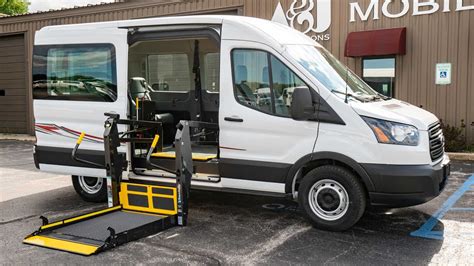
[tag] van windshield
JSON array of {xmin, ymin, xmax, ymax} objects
[{"xmin": 286, "ymin": 45, "xmax": 381, "ymax": 102}]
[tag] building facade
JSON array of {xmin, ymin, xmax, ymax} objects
[{"xmin": 0, "ymin": 0, "xmax": 473, "ymax": 144}]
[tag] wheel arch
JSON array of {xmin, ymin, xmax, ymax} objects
[{"xmin": 285, "ymin": 152, "xmax": 375, "ymax": 195}]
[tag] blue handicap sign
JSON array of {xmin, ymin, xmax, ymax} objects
[{"xmin": 440, "ymin": 71, "xmax": 447, "ymax": 78}]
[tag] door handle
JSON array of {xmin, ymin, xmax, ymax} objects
[{"xmin": 224, "ymin": 117, "xmax": 244, "ymax": 122}]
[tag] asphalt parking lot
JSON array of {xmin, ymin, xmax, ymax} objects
[{"xmin": 0, "ymin": 140, "xmax": 473, "ymax": 265}]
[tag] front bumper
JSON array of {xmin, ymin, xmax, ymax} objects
[{"xmin": 362, "ymin": 155, "xmax": 450, "ymax": 207}]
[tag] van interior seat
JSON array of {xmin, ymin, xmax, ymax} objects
[
  {"xmin": 235, "ymin": 65, "xmax": 256, "ymax": 102},
  {"xmin": 129, "ymin": 77, "xmax": 174, "ymax": 125},
  {"xmin": 155, "ymin": 113, "xmax": 174, "ymax": 124},
  {"xmin": 129, "ymin": 77, "xmax": 151, "ymax": 100}
]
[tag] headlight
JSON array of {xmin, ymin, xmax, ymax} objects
[{"xmin": 362, "ymin": 116, "xmax": 419, "ymax": 146}]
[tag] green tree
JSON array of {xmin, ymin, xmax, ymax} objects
[{"xmin": 0, "ymin": 0, "xmax": 29, "ymax": 16}]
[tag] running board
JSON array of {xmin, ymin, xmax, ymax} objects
[{"xmin": 23, "ymin": 182, "xmax": 177, "ymax": 256}]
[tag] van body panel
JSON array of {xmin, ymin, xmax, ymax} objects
[
  {"xmin": 40, "ymin": 164, "xmax": 107, "ymax": 178},
  {"xmin": 350, "ymin": 99, "xmax": 439, "ymax": 130},
  {"xmin": 222, "ymin": 17, "xmax": 317, "ymax": 47},
  {"xmin": 311, "ymin": 95, "xmax": 432, "ymax": 165}
]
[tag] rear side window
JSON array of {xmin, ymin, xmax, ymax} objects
[
  {"xmin": 147, "ymin": 54, "xmax": 190, "ymax": 92},
  {"xmin": 33, "ymin": 44, "xmax": 117, "ymax": 102}
]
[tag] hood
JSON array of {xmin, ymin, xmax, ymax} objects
[{"xmin": 350, "ymin": 99, "xmax": 439, "ymax": 130}]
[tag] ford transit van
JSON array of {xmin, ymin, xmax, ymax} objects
[{"xmin": 32, "ymin": 15, "xmax": 450, "ymax": 231}]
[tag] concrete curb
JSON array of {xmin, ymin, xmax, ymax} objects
[
  {"xmin": 0, "ymin": 134, "xmax": 36, "ymax": 142},
  {"xmin": 447, "ymin": 152, "xmax": 474, "ymax": 161}
]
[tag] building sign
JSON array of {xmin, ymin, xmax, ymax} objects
[
  {"xmin": 350, "ymin": 0, "xmax": 474, "ymax": 22},
  {"xmin": 436, "ymin": 63, "xmax": 452, "ymax": 85},
  {"xmin": 272, "ymin": 0, "xmax": 474, "ymax": 41},
  {"xmin": 272, "ymin": 0, "xmax": 331, "ymax": 41}
]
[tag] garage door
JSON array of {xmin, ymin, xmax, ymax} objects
[{"xmin": 0, "ymin": 34, "xmax": 27, "ymax": 134}]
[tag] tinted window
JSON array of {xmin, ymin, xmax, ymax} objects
[
  {"xmin": 232, "ymin": 50, "xmax": 272, "ymax": 114},
  {"xmin": 33, "ymin": 44, "xmax": 117, "ymax": 102},
  {"xmin": 147, "ymin": 54, "xmax": 190, "ymax": 92},
  {"xmin": 270, "ymin": 56, "xmax": 307, "ymax": 117},
  {"xmin": 232, "ymin": 49, "xmax": 309, "ymax": 117}
]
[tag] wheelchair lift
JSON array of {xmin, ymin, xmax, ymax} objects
[{"xmin": 23, "ymin": 113, "xmax": 209, "ymax": 255}]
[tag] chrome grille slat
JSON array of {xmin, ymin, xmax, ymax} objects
[
  {"xmin": 428, "ymin": 121, "xmax": 444, "ymax": 161},
  {"xmin": 429, "ymin": 130, "xmax": 442, "ymax": 139},
  {"xmin": 431, "ymin": 143, "xmax": 442, "ymax": 150},
  {"xmin": 429, "ymin": 123, "xmax": 441, "ymax": 131}
]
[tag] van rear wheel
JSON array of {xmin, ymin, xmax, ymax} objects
[
  {"xmin": 72, "ymin": 175, "xmax": 107, "ymax": 202},
  {"xmin": 298, "ymin": 165, "xmax": 366, "ymax": 231}
]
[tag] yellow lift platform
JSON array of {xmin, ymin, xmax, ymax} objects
[
  {"xmin": 24, "ymin": 113, "xmax": 216, "ymax": 255},
  {"xmin": 23, "ymin": 182, "xmax": 177, "ymax": 255}
]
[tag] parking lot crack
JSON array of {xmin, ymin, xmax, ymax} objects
[
  {"xmin": 323, "ymin": 231, "xmax": 357, "ymax": 265},
  {"xmin": 134, "ymin": 241, "xmax": 222, "ymax": 265},
  {"xmin": 236, "ymin": 223, "xmax": 311, "ymax": 265},
  {"xmin": 0, "ymin": 214, "xmax": 37, "ymax": 225}
]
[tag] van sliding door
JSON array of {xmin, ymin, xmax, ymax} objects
[{"xmin": 33, "ymin": 28, "xmax": 128, "ymax": 177}]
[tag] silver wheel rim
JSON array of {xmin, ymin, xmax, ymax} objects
[
  {"xmin": 78, "ymin": 176, "xmax": 103, "ymax": 194},
  {"xmin": 308, "ymin": 179, "xmax": 349, "ymax": 221}
]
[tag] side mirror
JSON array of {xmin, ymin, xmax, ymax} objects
[{"xmin": 290, "ymin": 87, "xmax": 315, "ymax": 120}]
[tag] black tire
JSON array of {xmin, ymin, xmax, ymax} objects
[
  {"xmin": 72, "ymin": 175, "xmax": 107, "ymax": 203},
  {"xmin": 298, "ymin": 165, "xmax": 366, "ymax": 231}
]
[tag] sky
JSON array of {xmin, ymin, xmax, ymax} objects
[{"xmin": 28, "ymin": 0, "xmax": 115, "ymax": 13}]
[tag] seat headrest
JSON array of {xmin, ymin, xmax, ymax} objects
[
  {"xmin": 129, "ymin": 77, "xmax": 147, "ymax": 98},
  {"xmin": 235, "ymin": 65, "xmax": 248, "ymax": 84}
]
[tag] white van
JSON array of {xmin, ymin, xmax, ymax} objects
[{"xmin": 32, "ymin": 15, "xmax": 450, "ymax": 231}]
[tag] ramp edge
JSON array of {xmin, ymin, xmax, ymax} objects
[{"xmin": 23, "ymin": 235, "xmax": 100, "ymax": 256}]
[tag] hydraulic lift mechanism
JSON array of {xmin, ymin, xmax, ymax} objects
[{"xmin": 23, "ymin": 113, "xmax": 213, "ymax": 255}]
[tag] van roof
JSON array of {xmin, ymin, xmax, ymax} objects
[{"xmin": 37, "ymin": 15, "xmax": 319, "ymax": 47}]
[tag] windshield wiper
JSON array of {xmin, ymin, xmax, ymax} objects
[
  {"xmin": 331, "ymin": 90, "xmax": 369, "ymax": 102},
  {"xmin": 367, "ymin": 94, "xmax": 391, "ymax": 102}
]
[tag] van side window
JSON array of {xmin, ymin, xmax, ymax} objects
[
  {"xmin": 231, "ymin": 49, "xmax": 309, "ymax": 117},
  {"xmin": 33, "ymin": 44, "xmax": 117, "ymax": 102},
  {"xmin": 270, "ymin": 55, "xmax": 307, "ymax": 117},
  {"xmin": 204, "ymin": 52, "xmax": 220, "ymax": 93},
  {"xmin": 147, "ymin": 54, "xmax": 190, "ymax": 92},
  {"xmin": 232, "ymin": 50, "xmax": 272, "ymax": 114}
]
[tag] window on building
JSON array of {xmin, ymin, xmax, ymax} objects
[
  {"xmin": 33, "ymin": 44, "xmax": 117, "ymax": 102},
  {"xmin": 147, "ymin": 54, "xmax": 190, "ymax": 92},
  {"xmin": 203, "ymin": 52, "xmax": 220, "ymax": 93},
  {"xmin": 362, "ymin": 57, "xmax": 395, "ymax": 97},
  {"xmin": 232, "ymin": 49, "xmax": 308, "ymax": 117}
]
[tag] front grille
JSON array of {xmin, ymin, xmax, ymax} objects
[{"xmin": 428, "ymin": 122, "xmax": 444, "ymax": 161}]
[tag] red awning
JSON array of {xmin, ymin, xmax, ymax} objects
[{"xmin": 345, "ymin": 27, "xmax": 406, "ymax": 57}]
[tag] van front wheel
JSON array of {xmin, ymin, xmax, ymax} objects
[
  {"xmin": 298, "ymin": 165, "xmax": 366, "ymax": 231},
  {"xmin": 72, "ymin": 175, "xmax": 107, "ymax": 202}
]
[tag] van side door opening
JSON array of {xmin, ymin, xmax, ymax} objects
[{"xmin": 127, "ymin": 29, "xmax": 221, "ymax": 178}]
